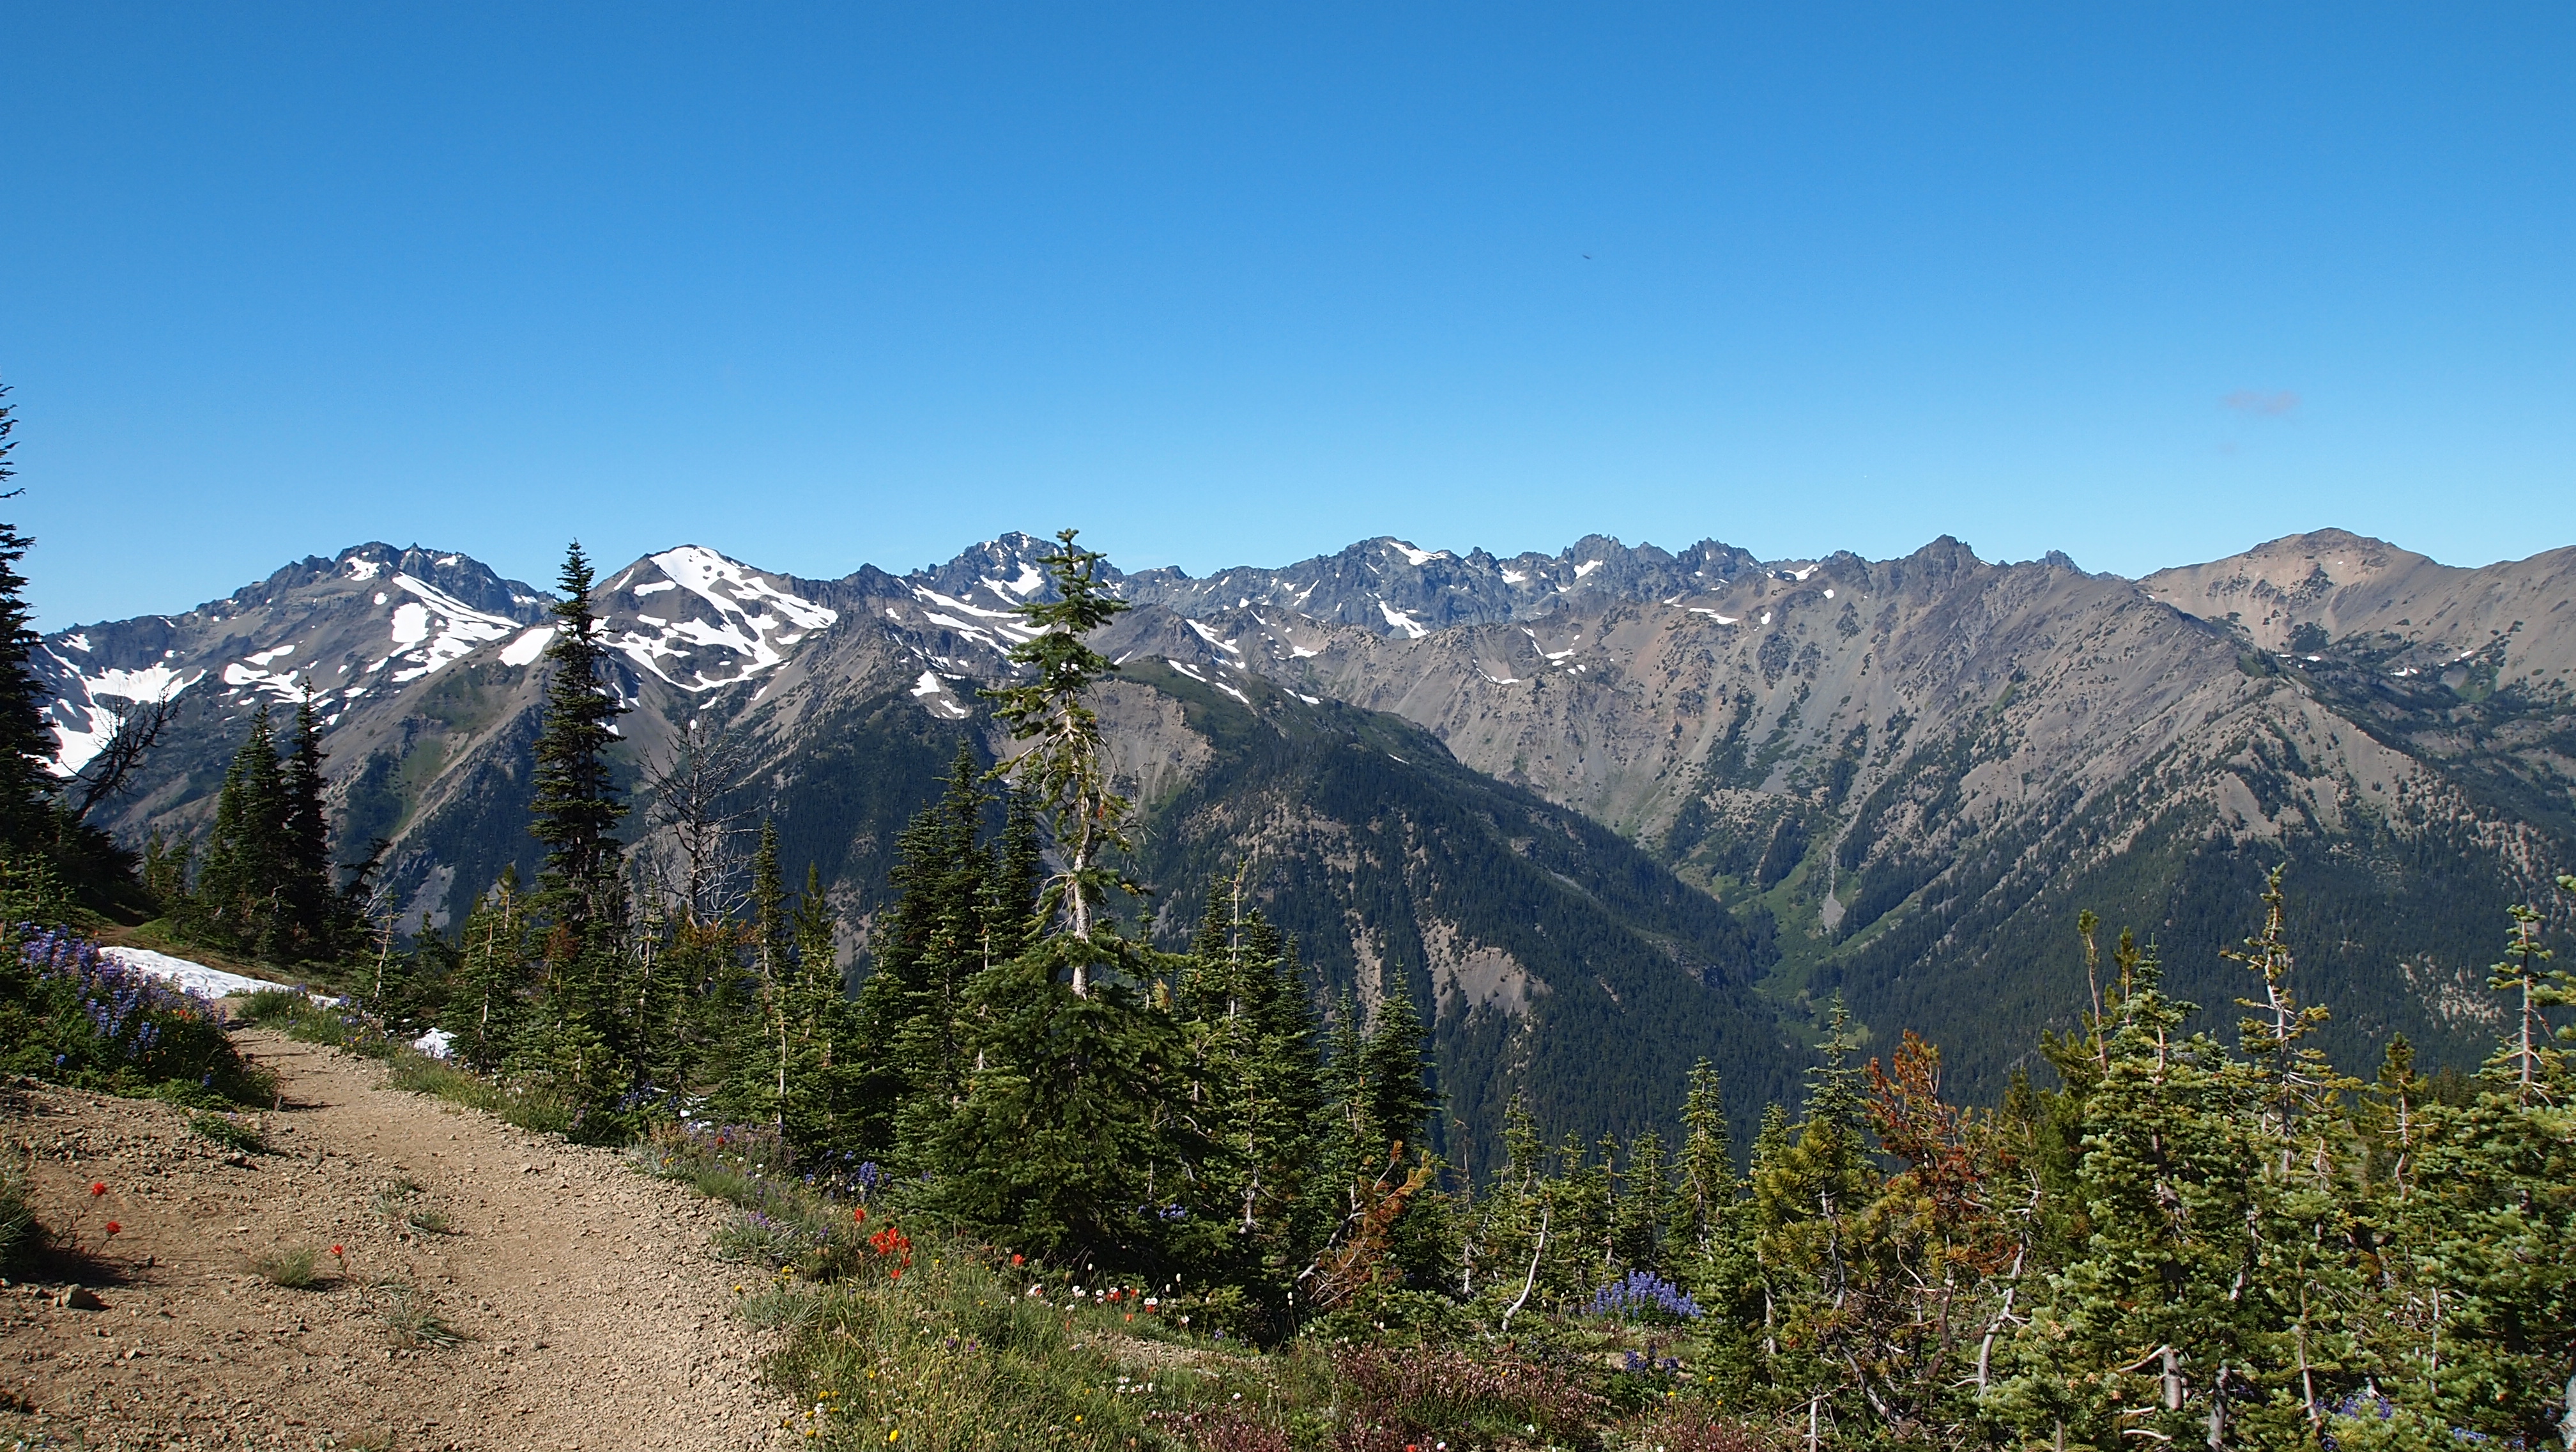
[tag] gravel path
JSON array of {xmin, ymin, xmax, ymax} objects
[{"xmin": 1, "ymin": 1030, "xmax": 791, "ymax": 1451}]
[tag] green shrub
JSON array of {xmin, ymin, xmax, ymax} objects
[
  {"xmin": 0, "ymin": 923, "xmax": 271, "ymax": 1104},
  {"xmin": 188, "ymin": 1111, "xmax": 268, "ymax": 1154},
  {"xmin": 383, "ymin": 1047, "xmax": 574, "ymax": 1134},
  {"xmin": 0, "ymin": 1167, "xmax": 41, "ymax": 1270}
]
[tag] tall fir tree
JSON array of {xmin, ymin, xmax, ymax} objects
[
  {"xmin": 979, "ymin": 527, "xmax": 1135, "ymax": 994},
  {"xmin": 195, "ymin": 709, "xmax": 289, "ymax": 956},
  {"xmin": 279, "ymin": 691, "xmax": 340, "ymax": 953},
  {"xmin": 0, "ymin": 386, "xmax": 60, "ymax": 857},
  {"xmin": 525, "ymin": 541, "xmax": 630, "ymax": 1125}
]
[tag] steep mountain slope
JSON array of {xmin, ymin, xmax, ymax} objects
[
  {"xmin": 38, "ymin": 527, "xmax": 2576, "ymax": 1125},
  {"xmin": 36, "ymin": 534, "xmax": 1805, "ymax": 1164},
  {"xmin": 1101, "ymin": 534, "xmax": 2576, "ymax": 1093}
]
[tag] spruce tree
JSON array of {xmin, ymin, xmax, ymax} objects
[
  {"xmin": 452, "ymin": 868, "xmax": 532, "ymax": 1074},
  {"xmin": 0, "ymin": 387, "xmax": 60, "ymax": 856},
  {"xmin": 978, "ymin": 527, "xmax": 1134, "ymax": 995},
  {"xmin": 525, "ymin": 542, "xmax": 629, "ymax": 1124},
  {"xmin": 2364, "ymin": 884, "xmax": 2576, "ymax": 1448},
  {"xmin": 528, "ymin": 542, "xmax": 627, "ymax": 931},
  {"xmin": 1667, "ymin": 1059, "xmax": 1734, "ymax": 1262},
  {"xmin": 279, "ymin": 691, "xmax": 339, "ymax": 954},
  {"xmin": 195, "ymin": 709, "xmax": 289, "ymax": 955},
  {"xmin": 1360, "ymin": 983, "xmax": 1436, "ymax": 1164},
  {"xmin": 923, "ymin": 532, "xmax": 1189, "ymax": 1266},
  {"xmin": 1993, "ymin": 932, "xmax": 2267, "ymax": 1449}
]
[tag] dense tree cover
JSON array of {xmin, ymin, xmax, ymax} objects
[
  {"xmin": 146, "ymin": 693, "xmax": 370, "ymax": 963},
  {"xmin": 366, "ymin": 533, "xmax": 2576, "ymax": 1447},
  {"xmin": 13, "ymin": 498, "xmax": 2575, "ymax": 1444}
]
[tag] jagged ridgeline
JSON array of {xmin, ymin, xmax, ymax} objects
[{"xmin": 38, "ymin": 526, "xmax": 2576, "ymax": 1144}]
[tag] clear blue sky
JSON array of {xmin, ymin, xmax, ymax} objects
[{"xmin": 6, "ymin": 4, "xmax": 2571, "ymax": 627}]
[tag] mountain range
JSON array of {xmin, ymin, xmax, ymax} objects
[{"xmin": 36, "ymin": 527, "xmax": 2576, "ymax": 1173}]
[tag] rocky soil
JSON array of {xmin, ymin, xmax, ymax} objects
[{"xmin": 0, "ymin": 1031, "xmax": 792, "ymax": 1451}]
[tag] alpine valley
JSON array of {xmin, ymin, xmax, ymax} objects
[{"xmin": 38, "ymin": 528, "xmax": 2576, "ymax": 1177}]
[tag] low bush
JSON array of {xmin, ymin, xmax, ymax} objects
[
  {"xmin": 383, "ymin": 1047, "xmax": 575, "ymax": 1134},
  {"xmin": 237, "ymin": 989, "xmax": 395, "ymax": 1060},
  {"xmin": 0, "ymin": 923, "xmax": 271, "ymax": 1103},
  {"xmin": 188, "ymin": 1111, "xmax": 268, "ymax": 1154}
]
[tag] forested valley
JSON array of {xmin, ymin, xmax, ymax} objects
[{"xmin": 6, "ymin": 401, "xmax": 2575, "ymax": 1448}]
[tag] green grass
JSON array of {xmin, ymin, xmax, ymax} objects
[
  {"xmin": 0, "ymin": 1167, "xmax": 41, "ymax": 1270},
  {"xmin": 382, "ymin": 1048, "xmax": 575, "ymax": 1135},
  {"xmin": 188, "ymin": 1110, "xmax": 268, "ymax": 1154},
  {"xmin": 370, "ymin": 1179, "xmax": 454, "ymax": 1235},
  {"xmin": 249, "ymin": 1242, "xmax": 321, "ymax": 1289},
  {"xmin": 374, "ymin": 1280, "xmax": 464, "ymax": 1349}
]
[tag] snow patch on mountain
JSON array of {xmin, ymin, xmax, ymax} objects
[
  {"xmin": 500, "ymin": 626, "xmax": 555, "ymax": 667},
  {"xmin": 378, "ymin": 575, "xmax": 520, "ymax": 684},
  {"xmin": 1376, "ymin": 599, "xmax": 1429, "ymax": 640},
  {"xmin": 1389, "ymin": 541, "xmax": 1448, "ymax": 568},
  {"xmin": 606, "ymin": 546, "xmax": 839, "ymax": 693},
  {"xmin": 1186, "ymin": 620, "xmax": 1242, "ymax": 655},
  {"xmin": 45, "ymin": 661, "xmax": 205, "ymax": 776}
]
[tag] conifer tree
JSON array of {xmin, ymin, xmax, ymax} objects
[
  {"xmin": 1995, "ymin": 932, "xmax": 2267, "ymax": 1449},
  {"xmin": 1611, "ymin": 1127, "xmax": 1668, "ymax": 1275},
  {"xmin": 1667, "ymin": 1059, "xmax": 1734, "ymax": 1261},
  {"xmin": 0, "ymin": 387, "xmax": 60, "ymax": 856},
  {"xmin": 2363, "ymin": 882, "xmax": 2576, "ymax": 1448},
  {"xmin": 525, "ymin": 542, "xmax": 629, "ymax": 1125},
  {"xmin": 528, "ymin": 542, "xmax": 627, "ymax": 932},
  {"xmin": 195, "ymin": 709, "xmax": 289, "ymax": 955},
  {"xmin": 923, "ymin": 533, "xmax": 1190, "ymax": 1265},
  {"xmin": 452, "ymin": 868, "xmax": 532, "ymax": 1074},
  {"xmin": 1360, "ymin": 983, "xmax": 1435, "ymax": 1162},
  {"xmin": 979, "ymin": 527, "xmax": 1134, "ymax": 995},
  {"xmin": 278, "ymin": 691, "xmax": 346, "ymax": 953}
]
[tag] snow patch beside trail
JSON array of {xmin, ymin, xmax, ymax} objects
[
  {"xmin": 100, "ymin": 946, "xmax": 300, "ymax": 1001},
  {"xmin": 411, "ymin": 1028, "xmax": 456, "ymax": 1060}
]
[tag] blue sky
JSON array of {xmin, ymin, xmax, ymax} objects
[{"xmin": 5, "ymin": 4, "xmax": 2571, "ymax": 626}]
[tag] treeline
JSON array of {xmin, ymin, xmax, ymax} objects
[
  {"xmin": 371, "ymin": 529, "xmax": 2576, "ymax": 1448},
  {"xmin": 141, "ymin": 695, "xmax": 377, "ymax": 964},
  {"xmin": 12, "ymin": 463, "xmax": 2575, "ymax": 1445}
]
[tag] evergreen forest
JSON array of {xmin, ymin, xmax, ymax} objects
[{"xmin": 7, "ymin": 421, "xmax": 2576, "ymax": 1447}]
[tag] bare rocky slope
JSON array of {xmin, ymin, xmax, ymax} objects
[{"xmin": 37, "ymin": 527, "xmax": 2576, "ymax": 1128}]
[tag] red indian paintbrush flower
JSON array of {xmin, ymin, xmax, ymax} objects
[
  {"xmin": 103, "ymin": 1222, "xmax": 119, "ymax": 1236},
  {"xmin": 88, "ymin": 1182, "xmax": 106, "ymax": 1197}
]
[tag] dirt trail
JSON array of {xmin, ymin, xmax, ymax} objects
[{"xmin": 1, "ymin": 1030, "xmax": 792, "ymax": 1451}]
